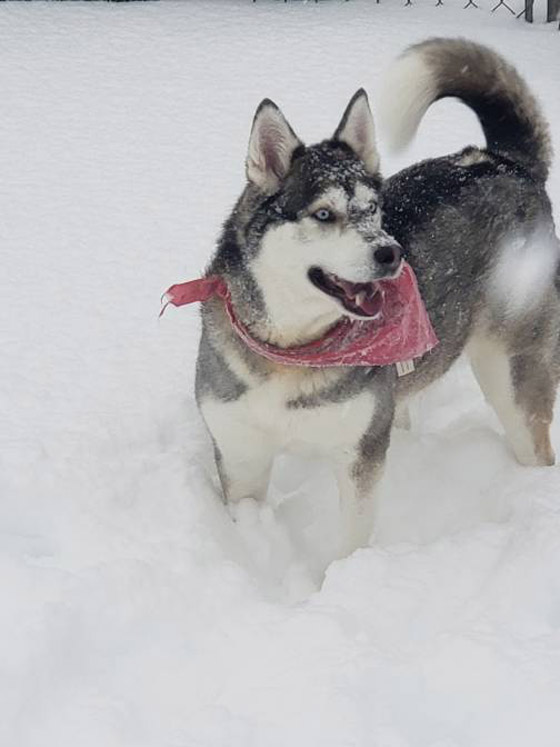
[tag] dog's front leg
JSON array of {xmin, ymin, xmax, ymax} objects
[
  {"xmin": 334, "ymin": 427, "xmax": 392, "ymax": 560},
  {"xmin": 214, "ymin": 434, "xmax": 273, "ymax": 505},
  {"xmin": 202, "ymin": 404, "xmax": 274, "ymax": 505}
]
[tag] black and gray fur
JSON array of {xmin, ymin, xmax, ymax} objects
[{"xmin": 194, "ymin": 39, "xmax": 560, "ymax": 561}]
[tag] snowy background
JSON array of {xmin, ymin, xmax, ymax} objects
[{"xmin": 2, "ymin": 2, "xmax": 560, "ymax": 745}]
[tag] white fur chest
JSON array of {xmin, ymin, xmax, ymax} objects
[{"xmin": 200, "ymin": 367, "xmax": 377, "ymax": 458}]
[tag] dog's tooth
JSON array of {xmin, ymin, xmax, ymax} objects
[{"xmin": 356, "ymin": 291, "xmax": 366, "ymax": 306}]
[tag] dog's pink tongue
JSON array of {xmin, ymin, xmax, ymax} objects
[
  {"xmin": 336, "ymin": 278, "xmax": 384, "ymax": 318},
  {"xmin": 358, "ymin": 291, "xmax": 383, "ymax": 317}
]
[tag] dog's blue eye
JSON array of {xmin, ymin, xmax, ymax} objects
[{"xmin": 314, "ymin": 208, "xmax": 335, "ymax": 223}]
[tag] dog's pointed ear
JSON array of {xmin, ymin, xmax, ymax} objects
[
  {"xmin": 333, "ymin": 89, "xmax": 380, "ymax": 174},
  {"xmin": 246, "ymin": 99, "xmax": 303, "ymax": 194}
]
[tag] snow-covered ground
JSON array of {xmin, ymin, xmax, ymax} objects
[{"xmin": 2, "ymin": 2, "xmax": 560, "ymax": 745}]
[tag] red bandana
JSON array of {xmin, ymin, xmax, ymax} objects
[{"xmin": 160, "ymin": 262, "xmax": 438, "ymax": 368}]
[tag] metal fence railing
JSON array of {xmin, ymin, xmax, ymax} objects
[
  {"xmin": 252, "ymin": 0, "xmax": 560, "ymax": 28},
  {"xmin": 516, "ymin": 0, "xmax": 559, "ymax": 21}
]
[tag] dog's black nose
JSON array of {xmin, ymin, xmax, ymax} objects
[{"xmin": 374, "ymin": 243, "xmax": 401, "ymax": 273}]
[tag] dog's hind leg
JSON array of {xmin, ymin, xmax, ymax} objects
[{"xmin": 467, "ymin": 332, "xmax": 557, "ymax": 467}]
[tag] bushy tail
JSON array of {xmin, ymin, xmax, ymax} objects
[{"xmin": 379, "ymin": 38, "xmax": 552, "ymax": 181}]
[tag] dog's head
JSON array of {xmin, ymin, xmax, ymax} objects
[{"xmin": 220, "ymin": 90, "xmax": 402, "ymax": 346}]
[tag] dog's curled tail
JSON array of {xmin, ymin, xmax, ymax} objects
[{"xmin": 379, "ymin": 38, "xmax": 552, "ymax": 181}]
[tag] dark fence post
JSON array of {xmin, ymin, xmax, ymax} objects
[
  {"xmin": 523, "ymin": 0, "xmax": 534, "ymax": 20},
  {"xmin": 547, "ymin": 0, "xmax": 560, "ymax": 20}
]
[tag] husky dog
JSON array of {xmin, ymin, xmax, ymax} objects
[{"xmin": 195, "ymin": 39, "xmax": 559, "ymax": 560}]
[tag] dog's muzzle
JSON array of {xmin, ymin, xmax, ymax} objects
[
  {"xmin": 308, "ymin": 242, "xmax": 403, "ymax": 318},
  {"xmin": 373, "ymin": 242, "xmax": 401, "ymax": 276}
]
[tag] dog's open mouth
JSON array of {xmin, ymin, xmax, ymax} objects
[{"xmin": 308, "ymin": 267, "xmax": 384, "ymax": 318}]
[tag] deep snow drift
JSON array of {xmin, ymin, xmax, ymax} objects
[{"xmin": 1, "ymin": 2, "xmax": 560, "ymax": 746}]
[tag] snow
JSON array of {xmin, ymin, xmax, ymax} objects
[
  {"xmin": 490, "ymin": 226, "xmax": 560, "ymax": 318},
  {"xmin": 1, "ymin": 1, "xmax": 560, "ymax": 745}
]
